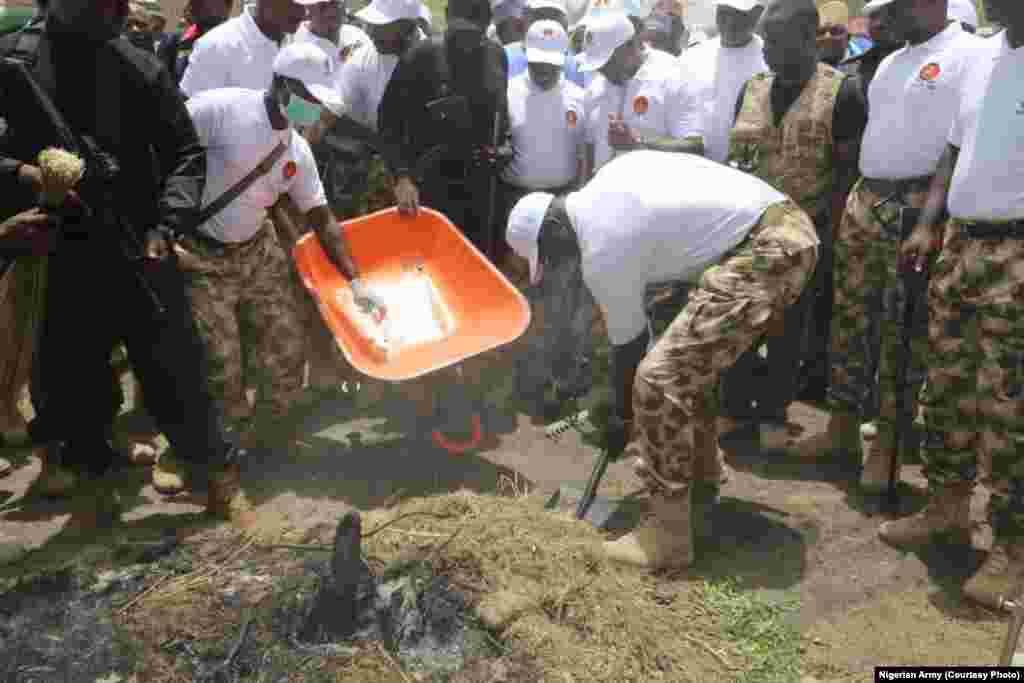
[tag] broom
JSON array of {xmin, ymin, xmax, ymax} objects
[{"xmin": 0, "ymin": 147, "xmax": 84, "ymax": 436}]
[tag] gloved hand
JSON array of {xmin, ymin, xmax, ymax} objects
[
  {"xmin": 604, "ymin": 414, "xmax": 631, "ymax": 461},
  {"xmin": 472, "ymin": 144, "xmax": 514, "ymax": 175},
  {"xmin": 351, "ymin": 278, "xmax": 387, "ymax": 319}
]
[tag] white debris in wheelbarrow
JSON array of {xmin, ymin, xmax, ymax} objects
[{"xmin": 337, "ymin": 266, "xmax": 457, "ymax": 360}]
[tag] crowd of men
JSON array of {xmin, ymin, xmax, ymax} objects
[{"xmin": 0, "ymin": 0, "xmax": 1021, "ymax": 613}]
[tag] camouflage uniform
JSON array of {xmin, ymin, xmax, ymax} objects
[
  {"xmin": 922, "ymin": 220, "xmax": 1024, "ymax": 535},
  {"xmin": 829, "ymin": 179, "xmax": 931, "ymax": 429},
  {"xmin": 629, "ymin": 201, "xmax": 818, "ymax": 496},
  {"xmin": 724, "ymin": 64, "xmax": 846, "ymax": 419},
  {"xmin": 176, "ymin": 223, "xmax": 306, "ymax": 425}
]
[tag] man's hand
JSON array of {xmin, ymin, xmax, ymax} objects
[
  {"xmin": 394, "ymin": 176, "xmax": 419, "ymax": 217},
  {"xmin": 143, "ymin": 229, "xmax": 171, "ymax": 261},
  {"xmin": 900, "ymin": 223, "xmax": 942, "ymax": 274},
  {"xmin": 0, "ymin": 207, "xmax": 61, "ymax": 254},
  {"xmin": 608, "ymin": 114, "xmax": 640, "ymax": 151},
  {"xmin": 472, "ymin": 144, "xmax": 514, "ymax": 174}
]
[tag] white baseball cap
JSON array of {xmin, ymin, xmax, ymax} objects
[
  {"xmin": 862, "ymin": 0, "xmax": 896, "ymax": 15},
  {"xmin": 272, "ymin": 43, "xmax": 343, "ymax": 114},
  {"xmin": 528, "ymin": 0, "xmax": 567, "ymax": 13},
  {"xmin": 526, "ymin": 20, "xmax": 568, "ymax": 65},
  {"xmin": 507, "ymin": 192, "xmax": 556, "ymax": 285},
  {"xmin": 356, "ymin": 0, "xmax": 422, "ymax": 25},
  {"xmin": 577, "ymin": 12, "xmax": 635, "ymax": 72},
  {"xmin": 947, "ymin": 0, "xmax": 978, "ymax": 27},
  {"xmin": 714, "ymin": 0, "xmax": 763, "ymax": 11}
]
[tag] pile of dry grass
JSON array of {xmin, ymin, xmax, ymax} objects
[
  {"xmin": 360, "ymin": 490, "xmax": 737, "ymax": 682},
  {"xmin": 112, "ymin": 491, "xmax": 739, "ymax": 682}
]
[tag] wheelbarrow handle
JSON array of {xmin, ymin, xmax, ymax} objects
[{"xmin": 576, "ymin": 447, "xmax": 617, "ymax": 520}]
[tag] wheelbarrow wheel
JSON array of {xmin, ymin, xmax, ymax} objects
[
  {"xmin": 431, "ymin": 413, "xmax": 483, "ymax": 455},
  {"xmin": 431, "ymin": 376, "xmax": 484, "ymax": 454}
]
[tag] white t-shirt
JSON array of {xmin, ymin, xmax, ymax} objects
[
  {"xmin": 947, "ymin": 32, "xmax": 1024, "ymax": 221},
  {"xmin": 292, "ymin": 22, "xmax": 346, "ymax": 71},
  {"xmin": 582, "ymin": 48, "xmax": 704, "ymax": 172},
  {"xmin": 859, "ymin": 22, "xmax": 984, "ymax": 180},
  {"xmin": 504, "ymin": 74, "xmax": 585, "ymax": 190},
  {"xmin": 334, "ymin": 33, "xmax": 399, "ymax": 131},
  {"xmin": 564, "ymin": 150, "xmax": 790, "ymax": 345},
  {"xmin": 679, "ymin": 35, "xmax": 768, "ymax": 164},
  {"xmin": 186, "ymin": 88, "xmax": 326, "ymax": 243},
  {"xmin": 180, "ymin": 6, "xmax": 283, "ymax": 97}
]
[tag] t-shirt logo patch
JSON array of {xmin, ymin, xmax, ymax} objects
[
  {"xmin": 284, "ymin": 161, "xmax": 297, "ymax": 180},
  {"xmin": 633, "ymin": 95, "xmax": 649, "ymax": 115},
  {"xmin": 340, "ymin": 42, "xmax": 361, "ymax": 62},
  {"xmin": 566, "ymin": 110, "xmax": 578, "ymax": 127},
  {"xmin": 919, "ymin": 63, "xmax": 941, "ymax": 82},
  {"xmin": 543, "ymin": 28, "xmax": 556, "ymax": 38}
]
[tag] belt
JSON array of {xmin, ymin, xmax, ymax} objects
[
  {"xmin": 184, "ymin": 226, "xmax": 264, "ymax": 254},
  {"xmin": 958, "ymin": 219, "xmax": 1024, "ymax": 240},
  {"xmin": 861, "ymin": 176, "xmax": 933, "ymax": 198}
]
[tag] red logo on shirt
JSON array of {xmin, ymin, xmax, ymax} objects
[
  {"xmin": 919, "ymin": 63, "xmax": 941, "ymax": 82},
  {"xmin": 340, "ymin": 42, "xmax": 361, "ymax": 62},
  {"xmin": 633, "ymin": 95, "xmax": 649, "ymax": 115},
  {"xmin": 543, "ymin": 28, "xmax": 556, "ymax": 38},
  {"xmin": 566, "ymin": 110, "xmax": 578, "ymax": 128},
  {"xmin": 284, "ymin": 161, "xmax": 297, "ymax": 180}
]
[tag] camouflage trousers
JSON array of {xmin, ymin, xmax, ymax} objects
[
  {"xmin": 176, "ymin": 224, "xmax": 305, "ymax": 425},
  {"xmin": 921, "ymin": 220, "xmax": 1024, "ymax": 536},
  {"xmin": 629, "ymin": 201, "xmax": 818, "ymax": 497},
  {"xmin": 829, "ymin": 180, "xmax": 930, "ymax": 429}
]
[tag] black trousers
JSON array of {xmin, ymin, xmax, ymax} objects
[
  {"xmin": 32, "ymin": 237, "xmax": 232, "ymax": 474},
  {"xmin": 421, "ymin": 172, "xmax": 497, "ymax": 260}
]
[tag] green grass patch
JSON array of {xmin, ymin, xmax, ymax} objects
[{"xmin": 696, "ymin": 579, "xmax": 803, "ymax": 683}]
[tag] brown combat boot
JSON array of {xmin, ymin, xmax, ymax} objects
[
  {"xmin": 602, "ymin": 491, "xmax": 694, "ymax": 570},
  {"xmin": 152, "ymin": 452, "xmax": 189, "ymax": 495},
  {"xmin": 878, "ymin": 481, "xmax": 973, "ymax": 547},
  {"xmin": 207, "ymin": 458, "xmax": 280, "ymax": 541},
  {"xmin": 859, "ymin": 422, "xmax": 897, "ymax": 494},
  {"xmin": 787, "ymin": 411, "xmax": 860, "ymax": 459},
  {"xmin": 963, "ymin": 539, "xmax": 1024, "ymax": 609},
  {"xmin": 34, "ymin": 442, "xmax": 79, "ymax": 498}
]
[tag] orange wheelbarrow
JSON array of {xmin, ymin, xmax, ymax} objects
[{"xmin": 293, "ymin": 207, "xmax": 531, "ymax": 452}]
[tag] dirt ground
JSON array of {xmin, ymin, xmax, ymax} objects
[{"xmin": 0, "ymin": 365, "xmax": 1014, "ymax": 681}]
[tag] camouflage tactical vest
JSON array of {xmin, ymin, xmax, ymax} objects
[{"xmin": 729, "ymin": 63, "xmax": 845, "ymax": 219}]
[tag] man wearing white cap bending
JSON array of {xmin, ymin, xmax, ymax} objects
[
  {"xmin": 157, "ymin": 43, "xmax": 375, "ymax": 491},
  {"xmin": 180, "ymin": 0, "xmax": 309, "ymax": 98},
  {"xmin": 577, "ymin": 13, "xmax": 705, "ymax": 176},
  {"xmin": 679, "ymin": 0, "xmax": 768, "ymax": 165},
  {"xmin": 818, "ymin": 0, "xmax": 983, "ymax": 493},
  {"xmin": 506, "ymin": 151, "xmax": 818, "ymax": 569}
]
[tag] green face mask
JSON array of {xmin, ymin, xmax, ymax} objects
[{"xmin": 282, "ymin": 92, "xmax": 323, "ymax": 127}]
